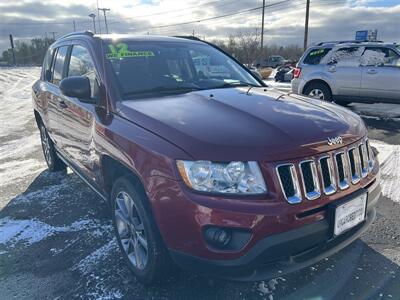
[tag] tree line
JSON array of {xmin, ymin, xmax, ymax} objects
[
  {"xmin": 0, "ymin": 37, "xmax": 55, "ymax": 66},
  {"xmin": 0, "ymin": 31, "xmax": 303, "ymax": 66},
  {"xmin": 210, "ymin": 31, "xmax": 304, "ymax": 65}
]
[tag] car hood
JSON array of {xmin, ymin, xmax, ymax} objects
[{"xmin": 117, "ymin": 87, "xmax": 366, "ymax": 161}]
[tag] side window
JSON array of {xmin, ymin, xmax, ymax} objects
[
  {"xmin": 52, "ymin": 46, "xmax": 69, "ymax": 86},
  {"xmin": 361, "ymin": 47, "xmax": 400, "ymax": 67},
  {"xmin": 42, "ymin": 48, "xmax": 54, "ymax": 82},
  {"xmin": 67, "ymin": 45, "xmax": 98, "ymax": 98},
  {"xmin": 321, "ymin": 46, "xmax": 364, "ymax": 66},
  {"xmin": 303, "ymin": 48, "xmax": 331, "ymax": 65}
]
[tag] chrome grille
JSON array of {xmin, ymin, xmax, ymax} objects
[{"xmin": 276, "ymin": 139, "xmax": 374, "ymax": 204}]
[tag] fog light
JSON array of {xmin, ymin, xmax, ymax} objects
[{"xmin": 204, "ymin": 227, "xmax": 231, "ymax": 249}]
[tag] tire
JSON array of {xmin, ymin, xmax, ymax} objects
[
  {"xmin": 304, "ymin": 82, "xmax": 332, "ymax": 102},
  {"xmin": 111, "ymin": 176, "xmax": 175, "ymax": 284},
  {"xmin": 334, "ymin": 100, "xmax": 351, "ymax": 106},
  {"xmin": 39, "ymin": 122, "xmax": 66, "ymax": 172}
]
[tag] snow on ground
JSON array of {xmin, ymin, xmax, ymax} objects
[
  {"xmin": 0, "ymin": 67, "xmax": 45, "ymax": 199},
  {"xmin": 0, "ymin": 217, "xmax": 110, "ymax": 247},
  {"xmin": 380, "ymin": 144, "xmax": 400, "ymax": 203}
]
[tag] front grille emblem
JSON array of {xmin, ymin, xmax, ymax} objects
[{"xmin": 327, "ymin": 136, "xmax": 343, "ymax": 146}]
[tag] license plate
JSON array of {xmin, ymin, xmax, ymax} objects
[{"xmin": 334, "ymin": 193, "xmax": 367, "ymax": 236}]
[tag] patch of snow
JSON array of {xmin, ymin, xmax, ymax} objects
[
  {"xmin": 0, "ymin": 217, "xmax": 110, "ymax": 247},
  {"xmin": 74, "ymin": 238, "xmax": 118, "ymax": 275},
  {"xmin": 0, "ymin": 158, "xmax": 45, "ymax": 187},
  {"xmin": 379, "ymin": 144, "xmax": 400, "ymax": 203},
  {"xmin": 257, "ymin": 277, "xmax": 286, "ymax": 299}
]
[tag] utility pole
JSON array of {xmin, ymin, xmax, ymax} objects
[
  {"xmin": 192, "ymin": 29, "xmax": 195, "ymax": 36},
  {"xmin": 303, "ymin": 0, "xmax": 310, "ymax": 51},
  {"xmin": 96, "ymin": 0, "xmax": 102, "ymax": 34},
  {"xmin": 49, "ymin": 31, "xmax": 57, "ymax": 40},
  {"xmin": 73, "ymin": 20, "xmax": 76, "ymax": 31},
  {"xmin": 89, "ymin": 14, "xmax": 97, "ymax": 33},
  {"xmin": 9, "ymin": 34, "xmax": 16, "ymax": 66},
  {"xmin": 99, "ymin": 8, "xmax": 110, "ymax": 34},
  {"xmin": 261, "ymin": 0, "xmax": 265, "ymax": 53}
]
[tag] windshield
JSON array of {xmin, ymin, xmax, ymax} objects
[{"xmin": 104, "ymin": 40, "xmax": 261, "ymax": 98}]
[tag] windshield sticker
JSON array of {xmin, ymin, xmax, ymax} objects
[
  {"xmin": 106, "ymin": 43, "xmax": 155, "ymax": 59},
  {"xmin": 309, "ymin": 49, "xmax": 325, "ymax": 56}
]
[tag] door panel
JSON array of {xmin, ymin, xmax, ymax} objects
[
  {"xmin": 57, "ymin": 44, "xmax": 100, "ymax": 180},
  {"xmin": 327, "ymin": 64, "xmax": 361, "ymax": 97},
  {"xmin": 360, "ymin": 47, "xmax": 400, "ymax": 101},
  {"xmin": 324, "ymin": 47, "xmax": 363, "ymax": 97},
  {"xmin": 58, "ymin": 95, "xmax": 97, "ymax": 180}
]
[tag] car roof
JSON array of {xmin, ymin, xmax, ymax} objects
[
  {"xmin": 311, "ymin": 41, "xmax": 397, "ymax": 49},
  {"xmin": 57, "ymin": 31, "xmax": 204, "ymax": 44}
]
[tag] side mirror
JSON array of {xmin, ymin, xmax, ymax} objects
[{"xmin": 60, "ymin": 76, "xmax": 95, "ymax": 103}]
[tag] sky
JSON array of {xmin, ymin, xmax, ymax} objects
[{"xmin": 0, "ymin": 0, "xmax": 399, "ymax": 53}]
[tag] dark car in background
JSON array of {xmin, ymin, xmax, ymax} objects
[
  {"xmin": 253, "ymin": 55, "xmax": 287, "ymax": 68},
  {"xmin": 32, "ymin": 32, "xmax": 381, "ymax": 284}
]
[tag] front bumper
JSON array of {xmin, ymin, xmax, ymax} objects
[
  {"xmin": 291, "ymin": 77, "xmax": 306, "ymax": 94},
  {"xmin": 169, "ymin": 182, "xmax": 381, "ymax": 281}
]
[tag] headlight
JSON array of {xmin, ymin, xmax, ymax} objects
[{"xmin": 176, "ymin": 160, "xmax": 267, "ymax": 195}]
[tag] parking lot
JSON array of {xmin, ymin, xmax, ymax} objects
[{"xmin": 0, "ymin": 67, "xmax": 399, "ymax": 300}]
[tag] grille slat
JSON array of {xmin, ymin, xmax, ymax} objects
[
  {"xmin": 299, "ymin": 161, "xmax": 320, "ymax": 200},
  {"xmin": 334, "ymin": 152, "xmax": 350, "ymax": 190},
  {"xmin": 276, "ymin": 140, "xmax": 373, "ymax": 204},
  {"xmin": 359, "ymin": 144, "xmax": 369, "ymax": 178},
  {"xmin": 348, "ymin": 148, "xmax": 361, "ymax": 184},
  {"xmin": 319, "ymin": 156, "xmax": 336, "ymax": 195},
  {"xmin": 277, "ymin": 164, "xmax": 301, "ymax": 204}
]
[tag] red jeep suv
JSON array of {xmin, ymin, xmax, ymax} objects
[{"xmin": 32, "ymin": 31, "xmax": 381, "ymax": 284}]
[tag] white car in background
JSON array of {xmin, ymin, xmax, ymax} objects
[{"xmin": 291, "ymin": 41, "xmax": 400, "ymax": 105}]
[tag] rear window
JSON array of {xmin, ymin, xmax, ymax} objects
[{"xmin": 303, "ymin": 48, "xmax": 331, "ymax": 65}]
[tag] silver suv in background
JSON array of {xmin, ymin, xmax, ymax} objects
[{"xmin": 291, "ymin": 41, "xmax": 400, "ymax": 104}]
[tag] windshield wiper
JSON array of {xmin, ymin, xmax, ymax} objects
[
  {"xmin": 123, "ymin": 85, "xmax": 202, "ymax": 97},
  {"xmin": 212, "ymin": 81, "xmax": 259, "ymax": 89}
]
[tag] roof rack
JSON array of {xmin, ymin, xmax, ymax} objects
[
  {"xmin": 58, "ymin": 31, "xmax": 94, "ymax": 40},
  {"xmin": 316, "ymin": 40, "xmax": 384, "ymax": 46},
  {"xmin": 173, "ymin": 36, "xmax": 203, "ymax": 41}
]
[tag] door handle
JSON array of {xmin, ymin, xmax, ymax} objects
[
  {"xmin": 328, "ymin": 66, "xmax": 336, "ymax": 72},
  {"xmin": 58, "ymin": 100, "xmax": 68, "ymax": 109},
  {"xmin": 367, "ymin": 69, "xmax": 378, "ymax": 74}
]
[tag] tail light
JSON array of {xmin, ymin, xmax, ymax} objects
[{"xmin": 294, "ymin": 67, "xmax": 301, "ymax": 78}]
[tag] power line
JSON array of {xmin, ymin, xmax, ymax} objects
[{"xmin": 141, "ymin": 0, "xmax": 291, "ymax": 30}]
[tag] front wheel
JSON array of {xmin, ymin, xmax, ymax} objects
[
  {"xmin": 304, "ymin": 82, "xmax": 332, "ymax": 102},
  {"xmin": 111, "ymin": 176, "xmax": 175, "ymax": 284},
  {"xmin": 39, "ymin": 123, "xmax": 66, "ymax": 172}
]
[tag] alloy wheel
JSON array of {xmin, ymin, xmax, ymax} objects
[
  {"xmin": 40, "ymin": 126, "xmax": 52, "ymax": 165},
  {"xmin": 114, "ymin": 191, "xmax": 148, "ymax": 270},
  {"xmin": 308, "ymin": 88, "xmax": 325, "ymax": 100}
]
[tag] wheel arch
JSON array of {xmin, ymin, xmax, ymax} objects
[
  {"xmin": 302, "ymin": 79, "xmax": 333, "ymax": 96},
  {"xmin": 100, "ymin": 154, "xmax": 147, "ymax": 200}
]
